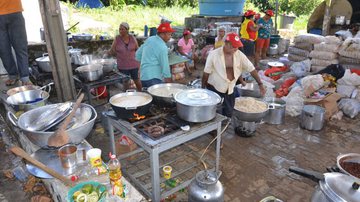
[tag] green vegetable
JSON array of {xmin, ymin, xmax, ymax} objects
[{"xmin": 73, "ymin": 183, "xmax": 107, "ymax": 202}]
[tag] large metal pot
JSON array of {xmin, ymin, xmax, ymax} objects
[
  {"xmin": 174, "ymin": 89, "xmax": 221, "ymax": 123},
  {"xmin": 8, "ymin": 103, "xmax": 96, "ymax": 148},
  {"xmin": 72, "ymin": 33, "xmax": 93, "ymax": 41},
  {"xmin": 263, "ymin": 97, "xmax": 286, "ymax": 125},
  {"xmin": 147, "ymin": 83, "xmax": 189, "ymax": 107},
  {"xmin": 35, "ymin": 53, "xmax": 52, "ymax": 72},
  {"xmin": 75, "ymin": 64, "xmax": 103, "ymax": 82},
  {"xmin": 73, "ymin": 54, "xmax": 93, "ymax": 66},
  {"xmin": 68, "ymin": 46, "xmax": 83, "ymax": 64},
  {"xmin": 91, "ymin": 58, "xmax": 116, "ymax": 73},
  {"xmin": 300, "ymin": 105, "xmax": 325, "ymax": 131},
  {"xmin": 289, "ymin": 166, "xmax": 360, "ymax": 202},
  {"xmin": 6, "ymin": 82, "xmax": 53, "ymax": 96},
  {"xmin": 188, "ymin": 170, "xmax": 224, "ymax": 202},
  {"xmin": 109, "ymin": 90, "xmax": 153, "ymax": 119},
  {"xmin": 6, "ymin": 90, "xmax": 49, "ymax": 112},
  {"xmin": 233, "ymin": 97, "xmax": 270, "ymax": 122},
  {"xmin": 235, "ymin": 83, "xmax": 261, "ymax": 98}
]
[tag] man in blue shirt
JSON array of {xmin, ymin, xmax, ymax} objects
[{"xmin": 136, "ymin": 22, "xmax": 175, "ymax": 87}]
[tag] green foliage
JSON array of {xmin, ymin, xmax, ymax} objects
[
  {"xmin": 109, "ymin": 0, "xmax": 197, "ymax": 9},
  {"xmin": 249, "ymin": 0, "xmax": 322, "ymax": 16}
]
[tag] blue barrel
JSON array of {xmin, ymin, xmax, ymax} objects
[
  {"xmin": 149, "ymin": 27, "xmax": 157, "ymax": 36},
  {"xmin": 199, "ymin": 0, "xmax": 246, "ymax": 16}
]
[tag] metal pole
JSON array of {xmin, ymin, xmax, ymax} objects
[{"xmin": 275, "ymin": 0, "xmax": 279, "ymax": 34}]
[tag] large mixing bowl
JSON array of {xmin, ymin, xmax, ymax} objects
[
  {"xmin": 8, "ymin": 103, "xmax": 97, "ymax": 148},
  {"xmin": 6, "ymin": 90, "xmax": 50, "ymax": 112},
  {"xmin": 233, "ymin": 97, "xmax": 270, "ymax": 122}
]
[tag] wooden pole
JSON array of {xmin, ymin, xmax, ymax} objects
[
  {"xmin": 38, "ymin": 0, "xmax": 76, "ymax": 101},
  {"xmin": 275, "ymin": 0, "xmax": 279, "ymax": 34},
  {"xmin": 322, "ymin": 0, "xmax": 333, "ymax": 36}
]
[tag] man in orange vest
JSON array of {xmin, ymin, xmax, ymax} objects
[{"xmin": 0, "ymin": 0, "xmax": 32, "ymax": 86}]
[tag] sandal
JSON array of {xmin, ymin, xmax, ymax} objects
[
  {"xmin": 5, "ymin": 79, "xmax": 17, "ymax": 86},
  {"xmin": 22, "ymin": 81, "xmax": 34, "ymax": 86}
]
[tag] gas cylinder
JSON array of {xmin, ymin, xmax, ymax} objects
[{"xmin": 188, "ymin": 170, "xmax": 224, "ymax": 202}]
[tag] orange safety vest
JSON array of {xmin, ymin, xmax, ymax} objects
[
  {"xmin": 0, "ymin": 0, "xmax": 23, "ymax": 15},
  {"xmin": 240, "ymin": 18, "xmax": 258, "ymax": 41}
]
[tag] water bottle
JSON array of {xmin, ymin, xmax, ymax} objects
[{"xmin": 144, "ymin": 25, "xmax": 149, "ymax": 37}]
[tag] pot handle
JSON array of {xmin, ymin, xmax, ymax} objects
[
  {"xmin": 126, "ymin": 89, "xmax": 137, "ymax": 93},
  {"xmin": 289, "ymin": 166, "xmax": 324, "ymax": 182},
  {"xmin": 217, "ymin": 98, "xmax": 224, "ymax": 106},
  {"xmin": 125, "ymin": 106, "xmax": 137, "ymax": 110},
  {"xmin": 216, "ymin": 171, "xmax": 222, "ymax": 180},
  {"xmin": 42, "ymin": 53, "xmax": 49, "ymax": 57},
  {"xmin": 39, "ymin": 82, "xmax": 54, "ymax": 94},
  {"xmin": 303, "ymin": 111, "xmax": 314, "ymax": 117},
  {"xmin": 268, "ymin": 104, "xmax": 275, "ymax": 110},
  {"xmin": 7, "ymin": 111, "xmax": 19, "ymax": 127}
]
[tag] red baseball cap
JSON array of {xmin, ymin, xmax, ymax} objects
[
  {"xmin": 183, "ymin": 30, "xmax": 191, "ymax": 35},
  {"xmin": 157, "ymin": 23, "xmax": 175, "ymax": 33},
  {"xmin": 225, "ymin": 33, "xmax": 243, "ymax": 48},
  {"xmin": 244, "ymin": 10, "xmax": 256, "ymax": 17},
  {"xmin": 266, "ymin": 9, "xmax": 274, "ymax": 16}
]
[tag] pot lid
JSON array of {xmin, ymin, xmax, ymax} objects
[
  {"xmin": 174, "ymin": 89, "xmax": 221, "ymax": 106},
  {"xmin": 320, "ymin": 172, "xmax": 360, "ymax": 202},
  {"xmin": 268, "ymin": 61, "xmax": 284, "ymax": 67},
  {"xmin": 195, "ymin": 170, "xmax": 218, "ymax": 185}
]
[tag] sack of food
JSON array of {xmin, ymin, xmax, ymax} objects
[
  {"xmin": 288, "ymin": 46, "xmax": 310, "ymax": 57},
  {"xmin": 336, "ymin": 85, "xmax": 356, "ymax": 98},
  {"xmin": 301, "ymin": 74, "xmax": 325, "ymax": 97},
  {"xmin": 314, "ymin": 42, "xmax": 340, "ymax": 52},
  {"xmin": 311, "ymin": 58, "xmax": 338, "ymax": 67},
  {"xmin": 338, "ymin": 56, "xmax": 360, "ymax": 64},
  {"xmin": 288, "ymin": 53, "xmax": 308, "ymax": 62},
  {"xmin": 294, "ymin": 33, "xmax": 325, "ymax": 44},
  {"xmin": 290, "ymin": 59, "xmax": 311, "ymax": 77},
  {"xmin": 324, "ymin": 36, "xmax": 342, "ymax": 45},
  {"xmin": 338, "ymin": 50, "xmax": 360, "ymax": 59},
  {"xmin": 311, "ymin": 65, "xmax": 326, "ymax": 72},
  {"xmin": 309, "ymin": 50, "xmax": 338, "ymax": 60},
  {"xmin": 294, "ymin": 42, "xmax": 313, "ymax": 51},
  {"xmin": 337, "ymin": 69, "xmax": 360, "ymax": 86}
]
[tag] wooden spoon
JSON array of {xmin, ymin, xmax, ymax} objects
[
  {"xmin": 47, "ymin": 93, "xmax": 84, "ymax": 147},
  {"xmin": 9, "ymin": 146, "xmax": 73, "ymax": 187}
]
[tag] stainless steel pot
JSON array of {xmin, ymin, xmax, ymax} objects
[
  {"xmin": 8, "ymin": 103, "xmax": 96, "ymax": 148},
  {"xmin": 235, "ymin": 83, "xmax": 261, "ymax": 98},
  {"xmin": 337, "ymin": 153, "xmax": 360, "ymax": 182},
  {"xmin": 174, "ymin": 89, "xmax": 222, "ymax": 123},
  {"xmin": 300, "ymin": 105, "xmax": 325, "ymax": 131},
  {"xmin": 75, "ymin": 64, "xmax": 103, "ymax": 82},
  {"xmin": 264, "ymin": 97, "xmax": 286, "ymax": 125},
  {"xmin": 6, "ymin": 90, "xmax": 50, "ymax": 112},
  {"xmin": 233, "ymin": 97, "xmax": 270, "ymax": 122},
  {"xmin": 35, "ymin": 53, "xmax": 52, "ymax": 72},
  {"xmin": 73, "ymin": 54, "xmax": 93, "ymax": 66},
  {"xmin": 72, "ymin": 33, "xmax": 93, "ymax": 41},
  {"xmin": 147, "ymin": 83, "xmax": 189, "ymax": 107},
  {"xmin": 91, "ymin": 58, "xmax": 116, "ymax": 73},
  {"xmin": 68, "ymin": 46, "xmax": 82, "ymax": 64}
]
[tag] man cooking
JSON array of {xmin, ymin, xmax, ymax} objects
[
  {"xmin": 202, "ymin": 33, "xmax": 265, "ymax": 118},
  {"xmin": 135, "ymin": 22, "xmax": 175, "ymax": 87}
]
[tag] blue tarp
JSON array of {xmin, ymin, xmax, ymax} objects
[{"xmin": 76, "ymin": 0, "xmax": 104, "ymax": 8}]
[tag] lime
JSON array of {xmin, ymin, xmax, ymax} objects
[
  {"xmin": 81, "ymin": 184, "xmax": 94, "ymax": 195},
  {"xmin": 73, "ymin": 191, "xmax": 82, "ymax": 201},
  {"xmin": 87, "ymin": 192, "xmax": 99, "ymax": 202},
  {"xmin": 76, "ymin": 193, "xmax": 87, "ymax": 202}
]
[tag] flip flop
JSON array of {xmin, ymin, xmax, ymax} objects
[{"xmin": 5, "ymin": 79, "xmax": 17, "ymax": 86}]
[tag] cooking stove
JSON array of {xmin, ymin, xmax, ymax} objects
[{"xmin": 232, "ymin": 115, "xmax": 261, "ymax": 137}]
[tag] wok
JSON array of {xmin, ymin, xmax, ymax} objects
[
  {"xmin": 147, "ymin": 83, "xmax": 189, "ymax": 107},
  {"xmin": 8, "ymin": 103, "xmax": 97, "ymax": 148}
]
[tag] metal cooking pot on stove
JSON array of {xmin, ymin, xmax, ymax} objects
[
  {"xmin": 147, "ymin": 83, "xmax": 189, "ymax": 107},
  {"xmin": 235, "ymin": 82, "xmax": 261, "ymax": 98},
  {"xmin": 68, "ymin": 46, "xmax": 82, "ymax": 64},
  {"xmin": 91, "ymin": 58, "xmax": 116, "ymax": 73},
  {"xmin": 233, "ymin": 97, "xmax": 270, "ymax": 122},
  {"xmin": 75, "ymin": 64, "xmax": 103, "ymax": 82},
  {"xmin": 6, "ymin": 90, "xmax": 50, "ymax": 112},
  {"xmin": 109, "ymin": 90, "xmax": 153, "ymax": 119},
  {"xmin": 174, "ymin": 89, "xmax": 222, "ymax": 123},
  {"xmin": 289, "ymin": 166, "xmax": 360, "ymax": 202},
  {"xmin": 35, "ymin": 53, "xmax": 52, "ymax": 72}
]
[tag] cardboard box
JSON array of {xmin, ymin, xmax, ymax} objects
[
  {"xmin": 305, "ymin": 92, "xmax": 343, "ymax": 120},
  {"xmin": 115, "ymin": 137, "xmax": 137, "ymax": 160}
]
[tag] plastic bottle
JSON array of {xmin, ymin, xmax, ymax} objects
[
  {"xmin": 70, "ymin": 165, "xmax": 107, "ymax": 182},
  {"xmin": 144, "ymin": 25, "xmax": 149, "ymax": 37},
  {"xmin": 108, "ymin": 154, "xmax": 123, "ymax": 197}
]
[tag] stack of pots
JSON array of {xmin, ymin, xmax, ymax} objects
[{"xmin": 263, "ymin": 98, "xmax": 286, "ymax": 125}]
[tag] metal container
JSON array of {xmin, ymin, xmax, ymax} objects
[
  {"xmin": 73, "ymin": 54, "xmax": 93, "ymax": 66},
  {"xmin": 91, "ymin": 58, "xmax": 116, "ymax": 73},
  {"xmin": 109, "ymin": 90, "xmax": 153, "ymax": 119},
  {"xmin": 337, "ymin": 153, "xmax": 360, "ymax": 183},
  {"xmin": 188, "ymin": 170, "xmax": 224, "ymax": 202},
  {"xmin": 35, "ymin": 53, "xmax": 52, "ymax": 72},
  {"xmin": 75, "ymin": 64, "xmax": 103, "ymax": 82},
  {"xmin": 72, "ymin": 33, "xmax": 93, "ymax": 41},
  {"xmin": 174, "ymin": 89, "xmax": 221, "ymax": 123},
  {"xmin": 264, "ymin": 98, "xmax": 286, "ymax": 125},
  {"xmin": 267, "ymin": 44, "xmax": 278, "ymax": 56},
  {"xmin": 68, "ymin": 46, "xmax": 82, "ymax": 64},
  {"xmin": 6, "ymin": 90, "xmax": 50, "ymax": 112},
  {"xmin": 300, "ymin": 105, "xmax": 325, "ymax": 131},
  {"xmin": 58, "ymin": 144, "xmax": 78, "ymax": 169},
  {"xmin": 147, "ymin": 83, "xmax": 189, "ymax": 107},
  {"xmin": 6, "ymin": 82, "xmax": 53, "ymax": 96},
  {"xmin": 235, "ymin": 83, "xmax": 261, "ymax": 98},
  {"xmin": 8, "ymin": 103, "xmax": 97, "ymax": 148},
  {"xmin": 233, "ymin": 97, "xmax": 270, "ymax": 122}
]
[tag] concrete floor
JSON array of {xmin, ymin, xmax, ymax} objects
[{"xmin": 0, "ymin": 64, "xmax": 360, "ymax": 201}]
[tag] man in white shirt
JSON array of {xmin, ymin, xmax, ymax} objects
[{"xmin": 202, "ymin": 33, "xmax": 265, "ymax": 118}]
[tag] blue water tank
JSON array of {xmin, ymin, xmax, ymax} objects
[{"xmin": 199, "ymin": 0, "xmax": 246, "ymax": 16}]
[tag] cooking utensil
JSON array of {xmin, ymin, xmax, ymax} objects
[
  {"xmin": 76, "ymin": 64, "xmax": 103, "ymax": 82},
  {"xmin": 6, "ymin": 82, "xmax": 53, "ymax": 96},
  {"xmin": 47, "ymin": 93, "xmax": 84, "ymax": 147},
  {"xmin": 300, "ymin": 105, "xmax": 325, "ymax": 131},
  {"xmin": 263, "ymin": 97, "xmax": 286, "ymax": 125},
  {"xmin": 65, "ymin": 22, "xmax": 80, "ymax": 32},
  {"xmin": 233, "ymin": 97, "xmax": 270, "ymax": 122},
  {"xmin": 147, "ymin": 83, "xmax": 189, "ymax": 107},
  {"xmin": 6, "ymin": 89, "xmax": 49, "ymax": 112},
  {"xmin": 109, "ymin": 90, "xmax": 152, "ymax": 119},
  {"xmin": 174, "ymin": 89, "xmax": 222, "ymax": 123},
  {"xmin": 72, "ymin": 33, "xmax": 93, "ymax": 41},
  {"xmin": 10, "ymin": 146, "xmax": 73, "ymax": 187},
  {"xmin": 91, "ymin": 58, "xmax": 116, "ymax": 73},
  {"xmin": 337, "ymin": 153, "xmax": 360, "ymax": 182},
  {"xmin": 35, "ymin": 53, "xmax": 52, "ymax": 72},
  {"xmin": 235, "ymin": 83, "xmax": 261, "ymax": 98}
]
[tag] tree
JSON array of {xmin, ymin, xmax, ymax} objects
[{"xmin": 249, "ymin": 0, "xmax": 322, "ymax": 16}]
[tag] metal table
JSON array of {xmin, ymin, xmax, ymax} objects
[{"xmin": 105, "ymin": 112, "xmax": 227, "ymax": 201}]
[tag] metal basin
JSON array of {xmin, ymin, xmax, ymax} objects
[
  {"xmin": 235, "ymin": 83, "xmax": 261, "ymax": 98},
  {"xmin": 72, "ymin": 33, "xmax": 93, "ymax": 41},
  {"xmin": 147, "ymin": 83, "xmax": 189, "ymax": 107},
  {"xmin": 76, "ymin": 64, "xmax": 103, "ymax": 82},
  {"xmin": 8, "ymin": 103, "xmax": 97, "ymax": 148},
  {"xmin": 233, "ymin": 97, "xmax": 269, "ymax": 122},
  {"xmin": 6, "ymin": 90, "xmax": 49, "ymax": 112}
]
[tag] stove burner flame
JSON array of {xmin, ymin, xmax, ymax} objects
[{"xmin": 129, "ymin": 113, "xmax": 146, "ymax": 122}]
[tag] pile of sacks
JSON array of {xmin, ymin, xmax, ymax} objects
[
  {"xmin": 288, "ymin": 34, "xmax": 325, "ymax": 62},
  {"xmin": 338, "ymin": 38, "xmax": 360, "ymax": 69},
  {"xmin": 309, "ymin": 36, "xmax": 342, "ymax": 72}
]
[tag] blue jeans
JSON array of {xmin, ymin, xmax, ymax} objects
[
  {"xmin": 141, "ymin": 78, "xmax": 163, "ymax": 88},
  {"xmin": 0, "ymin": 12, "xmax": 30, "ymax": 82}
]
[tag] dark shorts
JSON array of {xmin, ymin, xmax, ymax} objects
[
  {"xmin": 206, "ymin": 85, "xmax": 235, "ymax": 118},
  {"xmin": 240, "ymin": 39, "xmax": 255, "ymax": 56},
  {"xmin": 119, "ymin": 68, "xmax": 139, "ymax": 80},
  {"xmin": 141, "ymin": 78, "xmax": 163, "ymax": 88}
]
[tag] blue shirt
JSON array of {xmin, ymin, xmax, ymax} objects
[
  {"xmin": 257, "ymin": 18, "xmax": 273, "ymax": 39},
  {"xmin": 135, "ymin": 35, "xmax": 171, "ymax": 81}
]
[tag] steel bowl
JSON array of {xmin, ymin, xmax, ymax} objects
[
  {"xmin": 8, "ymin": 103, "xmax": 97, "ymax": 148},
  {"xmin": 72, "ymin": 33, "xmax": 93, "ymax": 41},
  {"xmin": 6, "ymin": 90, "xmax": 50, "ymax": 112},
  {"xmin": 76, "ymin": 64, "xmax": 103, "ymax": 82},
  {"xmin": 337, "ymin": 153, "xmax": 360, "ymax": 183},
  {"xmin": 233, "ymin": 97, "xmax": 269, "ymax": 122},
  {"xmin": 7, "ymin": 85, "xmax": 41, "ymax": 96}
]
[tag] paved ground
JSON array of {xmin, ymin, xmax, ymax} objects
[{"xmin": 0, "ymin": 64, "xmax": 360, "ymax": 201}]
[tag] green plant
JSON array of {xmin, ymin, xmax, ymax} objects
[{"xmin": 249, "ymin": 0, "xmax": 322, "ymax": 16}]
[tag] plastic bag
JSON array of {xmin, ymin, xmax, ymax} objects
[
  {"xmin": 301, "ymin": 74, "xmax": 325, "ymax": 97},
  {"xmin": 336, "ymin": 85, "xmax": 356, "ymax": 98},
  {"xmin": 309, "ymin": 50, "xmax": 338, "ymax": 60},
  {"xmin": 335, "ymin": 30, "xmax": 353, "ymax": 40},
  {"xmin": 283, "ymin": 86, "xmax": 305, "ymax": 116},
  {"xmin": 338, "ymin": 98, "xmax": 360, "ymax": 118},
  {"xmin": 294, "ymin": 34, "xmax": 325, "ymax": 44},
  {"xmin": 290, "ymin": 59, "xmax": 311, "ymax": 77},
  {"xmin": 288, "ymin": 46, "xmax": 310, "ymax": 57},
  {"xmin": 314, "ymin": 42, "xmax": 340, "ymax": 52},
  {"xmin": 288, "ymin": 53, "xmax": 308, "ymax": 62},
  {"xmin": 337, "ymin": 69, "xmax": 360, "ymax": 86}
]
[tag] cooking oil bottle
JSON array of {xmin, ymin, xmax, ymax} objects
[{"xmin": 108, "ymin": 154, "xmax": 123, "ymax": 197}]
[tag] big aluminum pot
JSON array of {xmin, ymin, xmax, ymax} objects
[
  {"xmin": 233, "ymin": 97, "xmax": 270, "ymax": 122},
  {"xmin": 235, "ymin": 83, "xmax": 261, "ymax": 98},
  {"xmin": 6, "ymin": 90, "xmax": 49, "ymax": 112},
  {"xmin": 263, "ymin": 97, "xmax": 286, "ymax": 125},
  {"xmin": 289, "ymin": 166, "xmax": 360, "ymax": 202},
  {"xmin": 91, "ymin": 58, "xmax": 116, "ymax": 73},
  {"xmin": 188, "ymin": 170, "xmax": 224, "ymax": 202},
  {"xmin": 109, "ymin": 90, "xmax": 152, "ymax": 119},
  {"xmin": 174, "ymin": 89, "xmax": 221, "ymax": 123},
  {"xmin": 35, "ymin": 53, "xmax": 52, "ymax": 72},
  {"xmin": 300, "ymin": 105, "xmax": 325, "ymax": 131},
  {"xmin": 68, "ymin": 46, "xmax": 82, "ymax": 64},
  {"xmin": 147, "ymin": 83, "xmax": 189, "ymax": 107},
  {"xmin": 7, "ymin": 103, "xmax": 97, "ymax": 148},
  {"xmin": 75, "ymin": 64, "xmax": 103, "ymax": 82}
]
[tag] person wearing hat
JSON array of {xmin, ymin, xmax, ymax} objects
[
  {"xmin": 109, "ymin": 22, "xmax": 142, "ymax": 91},
  {"xmin": 255, "ymin": 9, "xmax": 274, "ymax": 68},
  {"xmin": 177, "ymin": 29, "xmax": 197, "ymax": 73},
  {"xmin": 135, "ymin": 22, "xmax": 175, "ymax": 87},
  {"xmin": 240, "ymin": 10, "xmax": 262, "ymax": 64},
  {"xmin": 202, "ymin": 33, "xmax": 265, "ymax": 118}
]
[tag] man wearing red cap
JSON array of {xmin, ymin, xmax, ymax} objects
[
  {"xmin": 135, "ymin": 22, "xmax": 175, "ymax": 87},
  {"xmin": 255, "ymin": 9, "xmax": 274, "ymax": 68},
  {"xmin": 240, "ymin": 10, "xmax": 262, "ymax": 64},
  {"xmin": 202, "ymin": 33, "xmax": 265, "ymax": 118}
]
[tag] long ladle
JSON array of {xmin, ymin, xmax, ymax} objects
[{"xmin": 47, "ymin": 93, "xmax": 84, "ymax": 147}]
